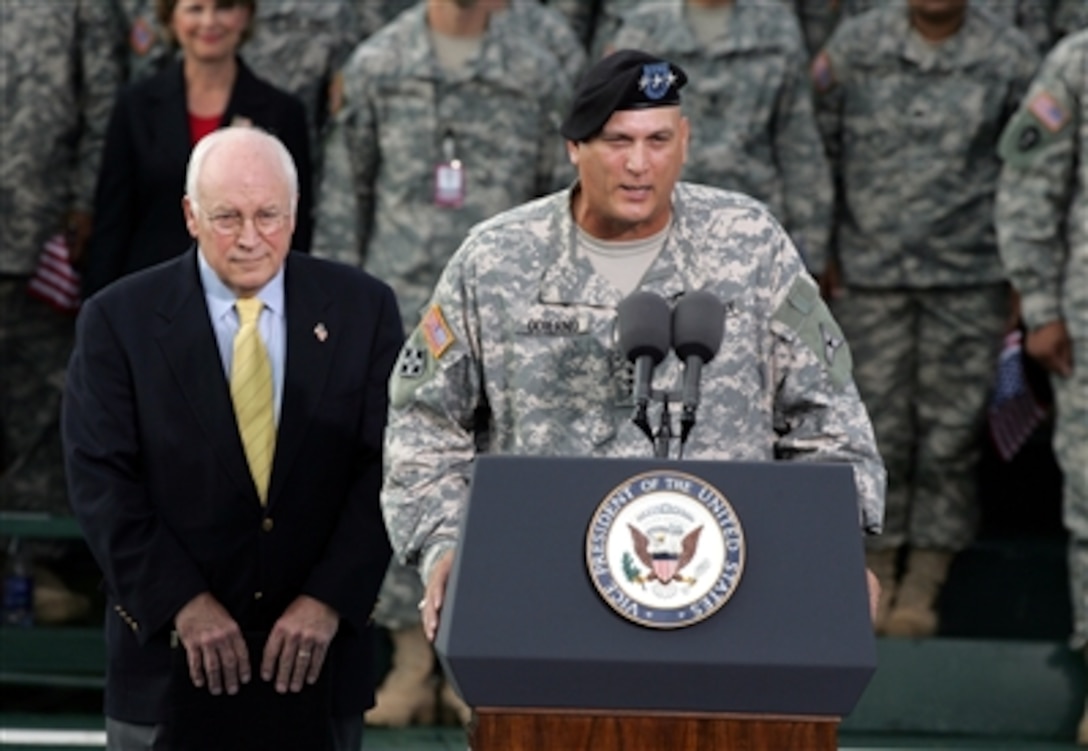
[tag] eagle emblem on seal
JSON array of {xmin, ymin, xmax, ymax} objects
[{"xmin": 628, "ymin": 524, "xmax": 703, "ymax": 586}]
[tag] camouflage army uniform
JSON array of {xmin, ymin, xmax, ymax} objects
[
  {"xmin": 995, "ymin": 31, "xmax": 1088, "ymax": 650},
  {"xmin": 792, "ymin": 0, "xmax": 886, "ymax": 58},
  {"xmin": 0, "ymin": 1, "xmax": 84, "ymax": 515},
  {"xmin": 813, "ymin": 7, "xmax": 1038, "ymax": 563},
  {"xmin": 1055, "ymin": 0, "xmax": 1088, "ymax": 39},
  {"xmin": 976, "ymin": 0, "xmax": 1057, "ymax": 54},
  {"xmin": 313, "ymin": 3, "xmax": 572, "ymax": 328},
  {"xmin": 548, "ymin": 0, "xmax": 651, "ymax": 60},
  {"xmin": 502, "ymin": 0, "xmax": 587, "ymax": 85},
  {"xmin": 242, "ymin": 0, "xmax": 360, "ymax": 146},
  {"xmin": 382, "ymin": 182, "xmax": 886, "ymax": 584},
  {"xmin": 355, "ymin": 0, "xmax": 418, "ymax": 34},
  {"xmin": 614, "ymin": 0, "xmax": 833, "ymax": 274}
]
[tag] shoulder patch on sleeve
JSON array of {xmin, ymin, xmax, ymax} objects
[
  {"xmin": 998, "ymin": 90, "xmax": 1072, "ymax": 167},
  {"xmin": 773, "ymin": 277, "xmax": 853, "ymax": 390},
  {"xmin": 1027, "ymin": 90, "xmax": 1071, "ymax": 133},
  {"xmin": 390, "ymin": 326, "xmax": 438, "ymax": 410},
  {"xmin": 810, "ymin": 51, "xmax": 836, "ymax": 94},
  {"xmin": 421, "ymin": 303, "xmax": 455, "ymax": 359}
]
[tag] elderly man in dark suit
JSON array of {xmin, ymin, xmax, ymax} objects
[{"xmin": 63, "ymin": 126, "xmax": 402, "ymax": 750}]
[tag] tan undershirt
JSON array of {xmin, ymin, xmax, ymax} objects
[
  {"xmin": 429, "ymin": 29, "xmax": 483, "ymax": 73},
  {"xmin": 576, "ymin": 222, "xmax": 671, "ymax": 297},
  {"xmin": 685, "ymin": 3, "xmax": 733, "ymax": 47}
]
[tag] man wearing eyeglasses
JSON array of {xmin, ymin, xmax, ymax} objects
[{"xmin": 62, "ymin": 126, "xmax": 403, "ymax": 750}]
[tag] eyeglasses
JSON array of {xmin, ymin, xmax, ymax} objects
[{"xmin": 202, "ymin": 209, "xmax": 289, "ymax": 237}]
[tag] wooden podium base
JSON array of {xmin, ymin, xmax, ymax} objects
[{"xmin": 471, "ymin": 708, "xmax": 838, "ymax": 751}]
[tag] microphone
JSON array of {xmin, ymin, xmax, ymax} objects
[
  {"xmin": 617, "ymin": 291, "xmax": 672, "ymax": 445},
  {"xmin": 672, "ymin": 290, "xmax": 725, "ymax": 449}
]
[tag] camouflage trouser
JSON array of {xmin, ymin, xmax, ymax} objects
[
  {"xmin": 0, "ymin": 278, "xmax": 74, "ymax": 516},
  {"xmin": 373, "ymin": 559, "xmax": 424, "ymax": 632},
  {"xmin": 1057, "ymin": 337, "xmax": 1088, "ymax": 648},
  {"xmin": 833, "ymin": 284, "xmax": 1008, "ymax": 553}
]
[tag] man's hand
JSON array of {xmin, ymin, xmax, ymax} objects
[
  {"xmin": 1026, "ymin": 319, "xmax": 1073, "ymax": 378},
  {"xmin": 865, "ymin": 567, "xmax": 881, "ymax": 625},
  {"xmin": 261, "ymin": 595, "xmax": 340, "ymax": 694},
  {"xmin": 420, "ymin": 550, "xmax": 455, "ymax": 642},
  {"xmin": 174, "ymin": 592, "xmax": 250, "ymax": 695},
  {"xmin": 65, "ymin": 210, "xmax": 93, "ymax": 266},
  {"xmin": 816, "ymin": 257, "xmax": 842, "ymax": 302}
]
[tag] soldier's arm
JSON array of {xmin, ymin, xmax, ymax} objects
[
  {"xmin": 765, "ymin": 225, "xmax": 885, "ymax": 533},
  {"xmin": 312, "ymin": 49, "xmax": 379, "ymax": 266},
  {"xmin": 382, "ymin": 246, "xmax": 486, "ymax": 585},
  {"xmin": 773, "ymin": 31, "xmax": 834, "ymax": 276},
  {"xmin": 995, "ymin": 38, "xmax": 1081, "ymax": 330},
  {"xmin": 536, "ymin": 61, "xmax": 576, "ymax": 195},
  {"xmin": 71, "ymin": 0, "xmax": 128, "ymax": 262}
]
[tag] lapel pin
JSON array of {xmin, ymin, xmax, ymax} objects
[{"xmin": 314, "ymin": 323, "xmax": 328, "ymax": 342}]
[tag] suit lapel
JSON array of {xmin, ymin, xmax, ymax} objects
[
  {"xmin": 269, "ymin": 256, "xmax": 335, "ymax": 506},
  {"xmin": 155, "ymin": 249, "xmax": 256, "ymax": 501}
]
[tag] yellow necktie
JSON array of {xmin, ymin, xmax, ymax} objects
[{"xmin": 231, "ymin": 297, "xmax": 275, "ymax": 505}]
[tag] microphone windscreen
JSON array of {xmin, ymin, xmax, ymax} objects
[
  {"xmin": 617, "ymin": 291, "xmax": 671, "ymax": 364},
  {"xmin": 673, "ymin": 290, "xmax": 725, "ymax": 363}
]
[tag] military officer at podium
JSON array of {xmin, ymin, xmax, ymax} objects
[{"xmin": 380, "ymin": 50, "xmax": 887, "ymax": 644}]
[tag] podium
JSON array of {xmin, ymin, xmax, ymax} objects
[{"xmin": 435, "ymin": 456, "xmax": 876, "ymax": 751}]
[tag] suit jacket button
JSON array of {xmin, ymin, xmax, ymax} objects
[
  {"xmin": 254, "ymin": 591, "xmax": 263, "ymax": 600},
  {"xmin": 261, "ymin": 517, "xmax": 274, "ymax": 532}
]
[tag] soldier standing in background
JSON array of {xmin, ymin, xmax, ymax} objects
[
  {"xmin": 0, "ymin": 0, "xmax": 109, "ymax": 625},
  {"xmin": 313, "ymin": 0, "xmax": 572, "ymax": 727},
  {"xmin": 613, "ymin": 0, "xmax": 834, "ymax": 278},
  {"xmin": 793, "ymin": 0, "xmax": 1062, "ymax": 60},
  {"xmin": 995, "ymin": 29, "xmax": 1088, "ymax": 746},
  {"xmin": 812, "ymin": 0, "xmax": 1038, "ymax": 637}
]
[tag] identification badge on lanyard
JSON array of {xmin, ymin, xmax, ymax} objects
[{"xmin": 434, "ymin": 129, "xmax": 466, "ymax": 208}]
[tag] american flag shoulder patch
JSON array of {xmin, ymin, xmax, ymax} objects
[
  {"xmin": 1027, "ymin": 90, "xmax": 1070, "ymax": 134},
  {"xmin": 421, "ymin": 304, "xmax": 455, "ymax": 359}
]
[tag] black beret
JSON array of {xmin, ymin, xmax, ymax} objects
[{"xmin": 560, "ymin": 49, "xmax": 688, "ymax": 142}]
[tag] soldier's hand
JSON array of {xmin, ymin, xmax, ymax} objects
[
  {"xmin": 865, "ymin": 567, "xmax": 880, "ymax": 624},
  {"xmin": 262, "ymin": 595, "xmax": 339, "ymax": 694},
  {"xmin": 65, "ymin": 210, "xmax": 93, "ymax": 266},
  {"xmin": 420, "ymin": 550, "xmax": 454, "ymax": 642},
  {"xmin": 816, "ymin": 257, "xmax": 842, "ymax": 302},
  {"xmin": 174, "ymin": 592, "xmax": 250, "ymax": 695},
  {"xmin": 1026, "ymin": 319, "xmax": 1073, "ymax": 378}
]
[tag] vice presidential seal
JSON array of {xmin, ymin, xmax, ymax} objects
[{"xmin": 585, "ymin": 470, "xmax": 744, "ymax": 629}]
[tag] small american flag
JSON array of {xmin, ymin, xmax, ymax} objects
[
  {"xmin": 27, "ymin": 234, "xmax": 81, "ymax": 314},
  {"xmin": 988, "ymin": 330, "xmax": 1049, "ymax": 462}
]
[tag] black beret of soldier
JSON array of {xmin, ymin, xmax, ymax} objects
[{"xmin": 560, "ymin": 49, "xmax": 688, "ymax": 142}]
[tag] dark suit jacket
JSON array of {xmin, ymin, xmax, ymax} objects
[
  {"xmin": 83, "ymin": 58, "xmax": 313, "ymax": 299},
  {"xmin": 63, "ymin": 249, "xmax": 402, "ymax": 726}
]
